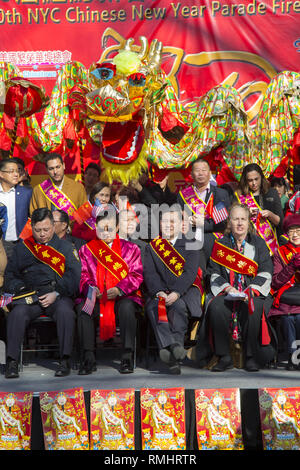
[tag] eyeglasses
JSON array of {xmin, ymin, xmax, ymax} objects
[
  {"xmin": 288, "ymin": 229, "xmax": 300, "ymax": 236},
  {"xmin": 1, "ymin": 170, "xmax": 20, "ymax": 174}
]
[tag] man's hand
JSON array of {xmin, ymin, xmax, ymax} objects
[
  {"xmin": 165, "ymin": 291, "xmax": 180, "ymax": 307},
  {"xmin": 94, "ymin": 287, "xmax": 101, "ymax": 298},
  {"xmin": 106, "ymin": 287, "xmax": 121, "ymax": 300},
  {"xmin": 191, "ymin": 213, "xmax": 204, "ymax": 228},
  {"xmin": 156, "ymin": 291, "xmax": 168, "ymax": 299},
  {"xmin": 38, "ymin": 292, "xmax": 58, "ymax": 309}
]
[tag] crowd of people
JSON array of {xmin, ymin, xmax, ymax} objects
[{"xmin": 0, "ymin": 152, "xmax": 299, "ymax": 380}]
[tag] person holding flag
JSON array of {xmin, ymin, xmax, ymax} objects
[
  {"xmin": 76, "ymin": 206, "xmax": 143, "ymax": 375},
  {"xmin": 177, "ymin": 158, "xmax": 230, "ymax": 232},
  {"xmin": 177, "ymin": 158, "xmax": 231, "ymax": 260},
  {"xmin": 72, "ymin": 182, "xmax": 113, "ymax": 242},
  {"xmin": 3, "ymin": 208, "xmax": 81, "ymax": 379}
]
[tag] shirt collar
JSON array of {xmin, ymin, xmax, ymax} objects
[{"xmin": 0, "ymin": 183, "xmax": 15, "ymax": 193}]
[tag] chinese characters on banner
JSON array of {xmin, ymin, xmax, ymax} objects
[
  {"xmin": 195, "ymin": 388, "xmax": 243, "ymax": 450},
  {"xmin": 259, "ymin": 388, "xmax": 300, "ymax": 450},
  {"xmin": 90, "ymin": 388, "xmax": 135, "ymax": 450},
  {"xmin": 0, "ymin": 391, "xmax": 33, "ymax": 450},
  {"xmin": 140, "ymin": 387, "xmax": 186, "ymax": 450},
  {"xmin": 39, "ymin": 388, "xmax": 89, "ymax": 450}
]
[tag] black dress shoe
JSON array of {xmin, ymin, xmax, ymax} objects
[
  {"xmin": 159, "ymin": 348, "xmax": 172, "ymax": 364},
  {"xmin": 211, "ymin": 356, "xmax": 234, "ymax": 372},
  {"xmin": 170, "ymin": 343, "xmax": 186, "ymax": 361},
  {"xmin": 78, "ymin": 352, "xmax": 96, "ymax": 375},
  {"xmin": 78, "ymin": 362, "xmax": 96, "ymax": 375},
  {"xmin": 119, "ymin": 359, "xmax": 134, "ymax": 374},
  {"xmin": 5, "ymin": 360, "xmax": 19, "ymax": 379},
  {"xmin": 169, "ymin": 361, "xmax": 181, "ymax": 375},
  {"xmin": 245, "ymin": 357, "xmax": 259, "ymax": 372},
  {"xmin": 55, "ymin": 359, "xmax": 71, "ymax": 377}
]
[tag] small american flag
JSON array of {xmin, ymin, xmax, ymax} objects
[
  {"xmin": 0, "ymin": 293, "xmax": 13, "ymax": 308},
  {"xmin": 212, "ymin": 201, "xmax": 228, "ymax": 224},
  {"xmin": 82, "ymin": 285, "xmax": 97, "ymax": 316},
  {"xmin": 92, "ymin": 199, "xmax": 104, "ymax": 219}
]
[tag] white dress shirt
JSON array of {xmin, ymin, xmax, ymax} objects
[{"xmin": 0, "ymin": 184, "xmax": 17, "ymax": 241}]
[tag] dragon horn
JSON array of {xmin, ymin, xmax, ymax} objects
[
  {"xmin": 137, "ymin": 36, "xmax": 148, "ymax": 60},
  {"xmin": 148, "ymin": 39, "xmax": 163, "ymax": 71}
]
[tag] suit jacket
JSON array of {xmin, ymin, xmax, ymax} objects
[
  {"xmin": 177, "ymin": 183, "xmax": 231, "ymax": 233},
  {"xmin": 0, "ymin": 184, "xmax": 32, "ymax": 238},
  {"xmin": 207, "ymin": 233, "xmax": 273, "ymax": 298},
  {"xmin": 4, "ymin": 233, "xmax": 81, "ymax": 298},
  {"xmin": 29, "ymin": 175, "xmax": 87, "ymax": 216},
  {"xmin": 143, "ymin": 234, "xmax": 203, "ymax": 318}
]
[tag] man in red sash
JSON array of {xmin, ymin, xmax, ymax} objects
[
  {"xmin": 269, "ymin": 214, "xmax": 300, "ymax": 369},
  {"xmin": 30, "ymin": 153, "xmax": 87, "ymax": 220},
  {"xmin": 144, "ymin": 205, "xmax": 205, "ymax": 374},
  {"xmin": 201, "ymin": 204, "xmax": 275, "ymax": 372},
  {"xmin": 4, "ymin": 208, "xmax": 81, "ymax": 379},
  {"xmin": 77, "ymin": 207, "xmax": 143, "ymax": 375},
  {"xmin": 177, "ymin": 159, "xmax": 231, "ymax": 233}
]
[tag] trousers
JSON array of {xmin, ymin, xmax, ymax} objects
[
  {"xmin": 6, "ymin": 296, "xmax": 75, "ymax": 361},
  {"xmin": 77, "ymin": 298, "xmax": 141, "ymax": 360},
  {"xmin": 206, "ymin": 295, "xmax": 265, "ymax": 359},
  {"xmin": 146, "ymin": 297, "xmax": 189, "ymax": 350}
]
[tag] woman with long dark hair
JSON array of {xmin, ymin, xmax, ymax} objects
[{"xmin": 235, "ymin": 163, "xmax": 283, "ymax": 255}]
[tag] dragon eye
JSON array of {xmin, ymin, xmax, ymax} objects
[
  {"xmin": 91, "ymin": 64, "xmax": 116, "ymax": 81},
  {"xmin": 128, "ymin": 73, "xmax": 146, "ymax": 87}
]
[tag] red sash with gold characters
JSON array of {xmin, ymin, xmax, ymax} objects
[
  {"xmin": 23, "ymin": 236, "xmax": 65, "ymax": 277},
  {"xmin": 235, "ymin": 192, "xmax": 279, "ymax": 255},
  {"xmin": 86, "ymin": 238, "xmax": 129, "ymax": 282},
  {"xmin": 272, "ymin": 242, "xmax": 300, "ymax": 307},
  {"xmin": 210, "ymin": 241, "xmax": 258, "ymax": 277},
  {"xmin": 39, "ymin": 178, "xmax": 77, "ymax": 220},
  {"xmin": 86, "ymin": 236, "xmax": 129, "ymax": 340}
]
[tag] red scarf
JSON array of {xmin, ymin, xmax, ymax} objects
[{"xmin": 96, "ymin": 235, "xmax": 124, "ymax": 341}]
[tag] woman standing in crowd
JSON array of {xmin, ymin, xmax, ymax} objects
[
  {"xmin": 268, "ymin": 214, "xmax": 300, "ymax": 370},
  {"xmin": 72, "ymin": 182, "xmax": 113, "ymax": 242},
  {"xmin": 198, "ymin": 203, "xmax": 275, "ymax": 372},
  {"xmin": 235, "ymin": 163, "xmax": 284, "ymax": 255},
  {"xmin": 271, "ymin": 176, "xmax": 290, "ymax": 213}
]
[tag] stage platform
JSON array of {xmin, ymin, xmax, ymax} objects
[
  {"xmin": 1, "ymin": 347, "xmax": 300, "ymax": 451},
  {"xmin": 1, "ymin": 353, "xmax": 300, "ymax": 394}
]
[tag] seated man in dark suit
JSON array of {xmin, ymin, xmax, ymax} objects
[
  {"xmin": 4, "ymin": 208, "xmax": 81, "ymax": 379},
  {"xmin": 144, "ymin": 204, "xmax": 204, "ymax": 374}
]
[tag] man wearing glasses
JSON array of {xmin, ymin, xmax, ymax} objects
[
  {"xmin": 76, "ymin": 206, "xmax": 144, "ymax": 375},
  {"xmin": 0, "ymin": 158, "xmax": 32, "ymax": 259}
]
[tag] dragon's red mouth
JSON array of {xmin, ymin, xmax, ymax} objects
[{"xmin": 101, "ymin": 117, "xmax": 145, "ymax": 165}]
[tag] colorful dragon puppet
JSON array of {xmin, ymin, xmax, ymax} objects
[{"xmin": 1, "ymin": 37, "xmax": 300, "ymax": 185}]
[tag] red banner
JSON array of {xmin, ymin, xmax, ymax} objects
[
  {"xmin": 90, "ymin": 388, "xmax": 135, "ymax": 450},
  {"xmin": 259, "ymin": 387, "xmax": 300, "ymax": 450},
  {"xmin": 39, "ymin": 388, "xmax": 89, "ymax": 450},
  {"xmin": 195, "ymin": 388, "xmax": 243, "ymax": 450},
  {"xmin": 0, "ymin": 391, "xmax": 33, "ymax": 450},
  {"xmin": 140, "ymin": 387, "xmax": 186, "ymax": 450},
  {"xmin": 1, "ymin": 0, "xmax": 300, "ymax": 179}
]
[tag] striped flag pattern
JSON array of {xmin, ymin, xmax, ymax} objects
[
  {"xmin": 212, "ymin": 201, "xmax": 228, "ymax": 224},
  {"xmin": 82, "ymin": 285, "xmax": 97, "ymax": 316}
]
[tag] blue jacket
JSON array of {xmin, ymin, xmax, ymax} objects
[{"xmin": 0, "ymin": 185, "xmax": 32, "ymax": 238}]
